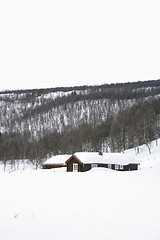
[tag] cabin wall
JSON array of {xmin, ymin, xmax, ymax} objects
[
  {"xmin": 128, "ymin": 164, "xmax": 139, "ymax": 170},
  {"xmin": 82, "ymin": 163, "xmax": 109, "ymax": 172},
  {"xmin": 66, "ymin": 158, "xmax": 139, "ymax": 172},
  {"xmin": 121, "ymin": 164, "xmax": 138, "ymax": 171},
  {"xmin": 82, "ymin": 164, "xmax": 91, "ymax": 172},
  {"xmin": 43, "ymin": 164, "xmax": 66, "ymax": 169},
  {"xmin": 82, "ymin": 163, "xmax": 139, "ymax": 172},
  {"xmin": 99, "ymin": 163, "xmax": 109, "ymax": 168}
]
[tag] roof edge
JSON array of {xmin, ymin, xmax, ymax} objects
[{"xmin": 65, "ymin": 155, "xmax": 83, "ymax": 165}]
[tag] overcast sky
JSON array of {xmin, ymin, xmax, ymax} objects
[{"xmin": 0, "ymin": 0, "xmax": 160, "ymax": 91}]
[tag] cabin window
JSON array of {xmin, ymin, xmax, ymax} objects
[
  {"xmin": 120, "ymin": 165, "xmax": 123, "ymax": 170},
  {"xmin": 115, "ymin": 164, "xmax": 119, "ymax": 170},
  {"xmin": 91, "ymin": 164, "xmax": 98, "ymax": 168},
  {"xmin": 108, "ymin": 164, "xmax": 112, "ymax": 169}
]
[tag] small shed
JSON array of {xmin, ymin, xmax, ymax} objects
[
  {"xmin": 42, "ymin": 155, "xmax": 70, "ymax": 169},
  {"xmin": 65, "ymin": 152, "xmax": 140, "ymax": 172}
]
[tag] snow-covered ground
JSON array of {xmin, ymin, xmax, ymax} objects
[{"xmin": 0, "ymin": 140, "xmax": 160, "ymax": 240}]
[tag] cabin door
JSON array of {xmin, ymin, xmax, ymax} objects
[{"xmin": 73, "ymin": 163, "xmax": 78, "ymax": 172}]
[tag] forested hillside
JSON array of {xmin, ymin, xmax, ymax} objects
[{"xmin": 0, "ymin": 80, "xmax": 160, "ymax": 167}]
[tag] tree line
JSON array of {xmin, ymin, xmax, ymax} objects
[{"xmin": 0, "ymin": 95, "xmax": 160, "ymax": 168}]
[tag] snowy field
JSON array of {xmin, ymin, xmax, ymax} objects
[{"xmin": 0, "ymin": 140, "xmax": 160, "ymax": 240}]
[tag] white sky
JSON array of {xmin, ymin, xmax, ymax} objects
[{"xmin": 0, "ymin": 0, "xmax": 160, "ymax": 91}]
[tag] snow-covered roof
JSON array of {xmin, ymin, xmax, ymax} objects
[
  {"xmin": 44, "ymin": 155, "xmax": 71, "ymax": 165},
  {"xmin": 73, "ymin": 152, "xmax": 139, "ymax": 165},
  {"xmin": 44, "ymin": 152, "xmax": 139, "ymax": 166}
]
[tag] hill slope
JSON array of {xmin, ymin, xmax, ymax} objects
[{"xmin": 0, "ymin": 79, "xmax": 160, "ymax": 163}]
